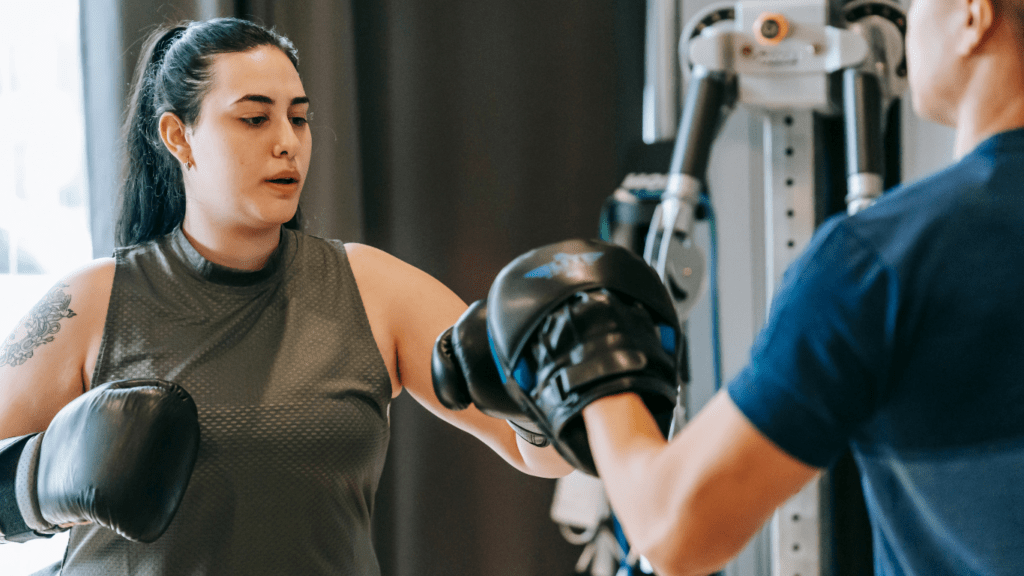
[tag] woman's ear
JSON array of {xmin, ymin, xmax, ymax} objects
[{"xmin": 158, "ymin": 112, "xmax": 192, "ymax": 166}]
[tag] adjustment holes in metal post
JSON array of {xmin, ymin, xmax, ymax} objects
[
  {"xmin": 792, "ymin": 543, "xmax": 800, "ymax": 552},
  {"xmin": 784, "ymin": 115, "xmax": 794, "ymax": 126},
  {"xmin": 787, "ymin": 240, "xmax": 795, "ymax": 248},
  {"xmin": 791, "ymin": 513, "xmax": 800, "ymax": 522},
  {"xmin": 787, "ymin": 209, "xmax": 795, "ymax": 218},
  {"xmin": 786, "ymin": 178, "xmax": 795, "ymax": 187},
  {"xmin": 785, "ymin": 147, "xmax": 794, "ymax": 157}
]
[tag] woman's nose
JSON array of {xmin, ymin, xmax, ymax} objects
[{"xmin": 273, "ymin": 119, "xmax": 301, "ymax": 157}]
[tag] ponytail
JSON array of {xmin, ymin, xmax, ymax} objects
[
  {"xmin": 117, "ymin": 26, "xmax": 188, "ymax": 247},
  {"xmin": 116, "ymin": 19, "xmax": 302, "ymax": 247}
]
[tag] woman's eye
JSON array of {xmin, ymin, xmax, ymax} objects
[
  {"xmin": 242, "ymin": 116, "xmax": 268, "ymax": 127},
  {"xmin": 291, "ymin": 116, "xmax": 309, "ymax": 127}
]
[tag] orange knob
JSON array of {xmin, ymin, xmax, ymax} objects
[{"xmin": 753, "ymin": 13, "xmax": 789, "ymax": 46}]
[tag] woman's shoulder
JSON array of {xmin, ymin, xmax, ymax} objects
[
  {"xmin": 290, "ymin": 233, "xmax": 380, "ymax": 262},
  {"xmin": 342, "ymin": 242, "xmax": 462, "ymax": 318},
  {"xmin": 341, "ymin": 242, "xmax": 437, "ymax": 288},
  {"xmin": 0, "ymin": 257, "xmax": 117, "ymax": 431},
  {"xmin": 5, "ymin": 258, "xmax": 115, "ymax": 348},
  {"xmin": 342, "ymin": 243, "xmax": 407, "ymax": 294},
  {"xmin": 63, "ymin": 257, "xmax": 117, "ymax": 300},
  {"xmin": 62, "ymin": 258, "xmax": 117, "ymax": 339},
  {"xmin": 341, "ymin": 242, "xmax": 392, "ymax": 265},
  {"xmin": 291, "ymin": 235, "xmax": 395, "ymax": 277}
]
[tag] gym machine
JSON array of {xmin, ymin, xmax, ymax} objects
[{"xmin": 550, "ymin": 1, "xmax": 907, "ymax": 574}]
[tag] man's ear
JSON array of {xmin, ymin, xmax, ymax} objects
[
  {"xmin": 959, "ymin": 0, "xmax": 995, "ymax": 56},
  {"xmin": 158, "ymin": 112, "xmax": 192, "ymax": 166}
]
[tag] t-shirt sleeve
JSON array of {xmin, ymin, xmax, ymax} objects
[{"xmin": 727, "ymin": 217, "xmax": 899, "ymax": 468}]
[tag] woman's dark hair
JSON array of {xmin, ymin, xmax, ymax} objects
[{"xmin": 117, "ymin": 18, "xmax": 303, "ymax": 247}]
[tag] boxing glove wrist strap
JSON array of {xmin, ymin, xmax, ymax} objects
[
  {"xmin": 17, "ymin": 433, "xmax": 62, "ymax": 536},
  {"xmin": 0, "ymin": 434, "xmax": 59, "ymax": 544},
  {"xmin": 508, "ymin": 419, "xmax": 550, "ymax": 448}
]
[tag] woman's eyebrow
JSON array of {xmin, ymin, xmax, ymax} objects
[{"xmin": 233, "ymin": 94, "xmax": 310, "ymax": 106}]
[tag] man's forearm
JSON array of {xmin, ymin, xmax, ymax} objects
[
  {"xmin": 583, "ymin": 390, "xmax": 821, "ymax": 576},
  {"xmin": 582, "ymin": 393, "xmax": 678, "ymax": 559}
]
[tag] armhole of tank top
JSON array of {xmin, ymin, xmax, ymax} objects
[
  {"xmin": 333, "ymin": 241, "xmax": 394, "ymax": 404},
  {"xmin": 87, "ymin": 248, "xmax": 125, "ymax": 391},
  {"xmin": 56, "ymin": 532, "xmax": 71, "ymax": 575}
]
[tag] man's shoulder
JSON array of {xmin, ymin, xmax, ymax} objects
[
  {"xmin": 860, "ymin": 129, "xmax": 1024, "ymax": 222},
  {"xmin": 840, "ymin": 151, "xmax": 1002, "ymax": 262},
  {"xmin": 869, "ymin": 156, "xmax": 989, "ymax": 217}
]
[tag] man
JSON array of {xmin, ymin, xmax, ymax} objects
[{"xmin": 581, "ymin": 0, "xmax": 1024, "ymax": 574}]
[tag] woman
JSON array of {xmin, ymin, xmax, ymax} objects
[{"xmin": 0, "ymin": 18, "xmax": 570, "ymax": 575}]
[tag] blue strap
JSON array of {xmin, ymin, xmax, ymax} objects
[
  {"xmin": 513, "ymin": 358, "xmax": 536, "ymax": 392},
  {"xmin": 486, "ymin": 329, "xmax": 509, "ymax": 384},
  {"xmin": 700, "ymin": 193, "xmax": 723, "ymax": 391},
  {"xmin": 658, "ymin": 324, "xmax": 677, "ymax": 356},
  {"xmin": 488, "ymin": 325, "xmax": 537, "ymax": 392}
]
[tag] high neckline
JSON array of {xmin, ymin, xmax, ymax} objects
[
  {"xmin": 969, "ymin": 126, "xmax": 1024, "ymax": 158},
  {"xmin": 168, "ymin": 226, "xmax": 291, "ymax": 287}
]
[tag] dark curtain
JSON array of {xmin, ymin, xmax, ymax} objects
[
  {"xmin": 81, "ymin": 1, "xmax": 646, "ymax": 574},
  {"xmin": 351, "ymin": 2, "xmax": 642, "ymax": 575}
]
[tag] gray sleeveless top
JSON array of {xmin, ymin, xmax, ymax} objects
[{"xmin": 56, "ymin": 227, "xmax": 392, "ymax": 575}]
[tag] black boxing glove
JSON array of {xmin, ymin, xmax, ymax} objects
[
  {"xmin": 432, "ymin": 300, "xmax": 549, "ymax": 447},
  {"xmin": 486, "ymin": 239, "xmax": 682, "ymax": 476},
  {"xmin": 0, "ymin": 379, "xmax": 200, "ymax": 543}
]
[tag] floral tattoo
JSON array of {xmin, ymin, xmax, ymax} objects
[{"xmin": 1, "ymin": 282, "xmax": 77, "ymax": 367}]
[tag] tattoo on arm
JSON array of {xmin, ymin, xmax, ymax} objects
[{"xmin": 1, "ymin": 282, "xmax": 78, "ymax": 368}]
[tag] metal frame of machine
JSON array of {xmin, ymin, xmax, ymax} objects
[{"xmin": 552, "ymin": 1, "xmax": 907, "ymax": 574}]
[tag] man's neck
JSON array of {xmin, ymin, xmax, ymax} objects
[
  {"xmin": 952, "ymin": 41, "xmax": 1024, "ymax": 158},
  {"xmin": 954, "ymin": 96, "xmax": 1024, "ymax": 159}
]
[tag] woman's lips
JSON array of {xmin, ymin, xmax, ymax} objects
[{"xmin": 264, "ymin": 178, "xmax": 301, "ymax": 192}]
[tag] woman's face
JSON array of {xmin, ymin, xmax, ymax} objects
[{"xmin": 182, "ymin": 45, "xmax": 311, "ymax": 233}]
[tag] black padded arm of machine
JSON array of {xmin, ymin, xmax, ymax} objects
[
  {"xmin": 843, "ymin": 68, "xmax": 886, "ymax": 213},
  {"xmin": 644, "ymin": 67, "xmax": 734, "ymax": 316},
  {"xmin": 487, "ymin": 240, "xmax": 683, "ymax": 476},
  {"xmin": 843, "ymin": 69, "xmax": 884, "ymax": 176},
  {"xmin": 673, "ymin": 67, "xmax": 736, "ymax": 181}
]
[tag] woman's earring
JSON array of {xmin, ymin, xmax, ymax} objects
[{"xmin": 186, "ymin": 159, "xmax": 193, "ymax": 170}]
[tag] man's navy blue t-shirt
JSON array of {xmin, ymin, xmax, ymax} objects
[{"xmin": 728, "ymin": 128, "xmax": 1024, "ymax": 575}]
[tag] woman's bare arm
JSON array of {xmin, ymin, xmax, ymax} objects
[
  {"xmin": 0, "ymin": 259, "xmax": 114, "ymax": 438},
  {"xmin": 346, "ymin": 243, "xmax": 573, "ymax": 478}
]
